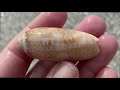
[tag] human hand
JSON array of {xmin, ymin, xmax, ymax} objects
[{"xmin": 0, "ymin": 12, "xmax": 118, "ymax": 78}]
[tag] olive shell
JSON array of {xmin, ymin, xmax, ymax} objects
[{"xmin": 19, "ymin": 27, "xmax": 100, "ymax": 61}]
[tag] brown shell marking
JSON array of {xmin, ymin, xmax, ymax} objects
[{"xmin": 19, "ymin": 27, "xmax": 100, "ymax": 61}]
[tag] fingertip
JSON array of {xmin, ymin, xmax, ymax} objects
[
  {"xmin": 49, "ymin": 12, "xmax": 67, "ymax": 27},
  {"xmin": 84, "ymin": 15, "xmax": 106, "ymax": 30},
  {"xmin": 100, "ymin": 35, "xmax": 118, "ymax": 46},
  {"xmin": 54, "ymin": 61, "xmax": 79, "ymax": 78},
  {"xmin": 28, "ymin": 12, "xmax": 68, "ymax": 28},
  {"xmin": 49, "ymin": 12, "xmax": 67, "ymax": 20},
  {"xmin": 75, "ymin": 15, "xmax": 106, "ymax": 37},
  {"xmin": 85, "ymin": 15, "xmax": 106, "ymax": 23},
  {"xmin": 99, "ymin": 35, "xmax": 118, "ymax": 54},
  {"xmin": 47, "ymin": 61, "xmax": 79, "ymax": 78},
  {"xmin": 96, "ymin": 67, "xmax": 118, "ymax": 78}
]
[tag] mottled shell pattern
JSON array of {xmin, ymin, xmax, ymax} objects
[{"xmin": 19, "ymin": 27, "xmax": 100, "ymax": 61}]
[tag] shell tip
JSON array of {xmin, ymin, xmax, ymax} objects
[
  {"xmin": 18, "ymin": 33, "xmax": 27, "ymax": 50},
  {"xmin": 92, "ymin": 36, "xmax": 99, "ymax": 43}
]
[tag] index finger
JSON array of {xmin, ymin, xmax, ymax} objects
[{"xmin": 0, "ymin": 12, "xmax": 67, "ymax": 77}]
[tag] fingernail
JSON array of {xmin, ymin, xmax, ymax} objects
[{"xmin": 52, "ymin": 61, "xmax": 79, "ymax": 78}]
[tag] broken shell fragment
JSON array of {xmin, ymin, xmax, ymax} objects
[{"xmin": 18, "ymin": 27, "xmax": 100, "ymax": 61}]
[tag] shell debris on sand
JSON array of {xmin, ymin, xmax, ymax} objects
[{"xmin": 18, "ymin": 27, "xmax": 100, "ymax": 61}]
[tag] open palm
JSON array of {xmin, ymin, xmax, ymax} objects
[{"xmin": 0, "ymin": 12, "xmax": 118, "ymax": 78}]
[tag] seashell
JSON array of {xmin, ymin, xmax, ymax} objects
[{"xmin": 18, "ymin": 27, "xmax": 100, "ymax": 61}]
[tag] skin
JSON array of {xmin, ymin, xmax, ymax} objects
[{"xmin": 0, "ymin": 12, "xmax": 118, "ymax": 78}]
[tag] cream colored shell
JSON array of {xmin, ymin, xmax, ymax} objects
[{"xmin": 19, "ymin": 27, "xmax": 100, "ymax": 61}]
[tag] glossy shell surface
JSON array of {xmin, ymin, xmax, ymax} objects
[{"xmin": 19, "ymin": 27, "xmax": 100, "ymax": 61}]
